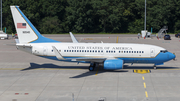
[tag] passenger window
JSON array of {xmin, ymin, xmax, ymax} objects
[
  {"xmin": 129, "ymin": 51, "xmax": 131, "ymax": 53},
  {"xmin": 85, "ymin": 50, "xmax": 86, "ymax": 52},
  {"xmin": 80, "ymin": 50, "xmax": 81, "ymax": 52},
  {"xmin": 98, "ymin": 50, "xmax": 100, "ymax": 52},
  {"xmin": 119, "ymin": 51, "xmax": 121, "ymax": 53},
  {"xmin": 111, "ymin": 51, "xmax": 113, "ymax": 53},
  {"xmin": 95, "ymin": 50, "xmax": 97, "ymax": 52},
  {"xmin": 127, "ymin": 51, "xmax": 128, "ymax": 53},
  {"xmin": 134, "ymin": 51, "xmax": 136, "ymax": 53},
  {"xmin": 121, "ymin": 51, "xmax": 123, "ymax": 53},
  {"xmin": 87, "ymin": 50, "xmax": 89, "ymax": 52},
  {"xmin": 74, "ymin": 50, "xmax": 76, "ymax": 52},
  {"xmin": 64, "ymin": 50, "xmax": 66, "ymax": 52},
  {"xmin": 101, "ymin": 50, "xmax": 103, "ymax": 53},
  {"xmin": 69, "ymin": 50, "xmax": 71, "ymax": 52},
  {"xmin": 82, "ymin": 50, "xmax": 84, "ymax": 52},
  {"xmin": 124, "ymin": 51, "xmax": 126, "ymax": 53},
  {"xmin": 137, "ymin": 51, "xmax": 138, "ymax": 53},
  {"xmin": 90, "ymin": 50, "xmax": 92, "ymax": 52},
  {"xmin": 132, "ymin": 51, "xmax": 133, "ymax": 53},
  {"xmin": 106, "ymin": 50, "xmax": 108, "ymax": 53},
  {"xmin": 139, "ymin": 51, "xmax": 141, "ymax": 53},
  {"xmin": 77, "ymin": 50, "xmax": 79, "ymax": 52},
  {"xmin": 114, "ymin": 51, "xmax": 115, "ymax": 53},
  {"xmin": 142, "ymin": 51, "xmax": 144, "ymax": 53}
]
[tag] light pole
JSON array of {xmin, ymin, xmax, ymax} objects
[
  {"xmin": 1, "ymin": 0, "xmax": 2, "ymax": 31},
  {"xmin": 144, "ymin": 0, "xmax": 146, "ymax": 31}
]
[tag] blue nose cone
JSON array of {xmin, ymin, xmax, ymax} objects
[{"xmin": 168, "ymin": 52, "xmax": 176, "ymax": 60}]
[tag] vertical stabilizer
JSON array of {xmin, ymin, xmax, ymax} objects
[{"xmin": 10, "ymin": 6, "xmax": 59, "ymax": 44}]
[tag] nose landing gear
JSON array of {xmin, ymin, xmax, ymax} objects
[{"xmin": 153, "ymin": 65, "xmax": 156, "ymax": 70}]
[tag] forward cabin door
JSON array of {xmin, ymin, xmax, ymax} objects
[{"xmin": 150, "ymin": 48, "xmax": 155, "ymax": 57}]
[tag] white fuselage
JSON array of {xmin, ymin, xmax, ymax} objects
[{"xmin": 18, "ymin": 43, "xmax": 165, "ymax": 59}]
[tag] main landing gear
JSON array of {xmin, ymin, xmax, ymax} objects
[{"xmin": 89, "ymin": 63, "xmax": 96, "ymax": 71}]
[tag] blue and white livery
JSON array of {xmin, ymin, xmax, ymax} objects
[{"xmin": 10, "ymin": 6, "xmax": 176, "ymax": 71}]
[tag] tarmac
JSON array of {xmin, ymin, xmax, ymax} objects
[{"xmin": 0, "ymin": 34, "xmax": 180, "ymax": 101}]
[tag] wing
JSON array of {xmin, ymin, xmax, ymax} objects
[{"xmin": 70, "ymin": 58, "xmax": 105, "ymax": 63}]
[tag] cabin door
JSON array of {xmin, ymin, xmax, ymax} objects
[{"xmin": 150, "ymin": 48, "xmax": 155, "ymax": 57}]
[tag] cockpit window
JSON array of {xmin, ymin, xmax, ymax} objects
[{"xmin": 160, "ymin": 50, "xmax": 168, "ymax": 53}]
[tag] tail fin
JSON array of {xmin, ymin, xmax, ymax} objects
[{"xmin": 10, "ymin": 6, "xmax": 60, "ymax": 44}]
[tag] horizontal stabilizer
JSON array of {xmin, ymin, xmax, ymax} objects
[
  {"xmin": 52, "ymin": 46, "xmax": 65, "ymax": 60},
  {"xmin": 70, "ymin": 32, "xmax": 78, "ymax": 43},
  {"xmin": 16, "ymin": 44, "xmax": 32, "ymax": 47}
]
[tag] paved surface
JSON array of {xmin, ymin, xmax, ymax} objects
[{"xmin": 0, "ymin": 34, "xmax": 180, "ymax": 101}]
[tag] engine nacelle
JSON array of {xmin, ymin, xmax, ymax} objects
[{"xmin": 104, "ymin": 59, "xmax": 123, "ymax": 70}]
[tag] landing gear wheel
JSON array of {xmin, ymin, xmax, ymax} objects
[
  {"xmin": 89, "ymin": 66, "xmax": 94, "ymax": 71},
  {"xmin": 89, "ymin": 63, "xmax": 96, "ymax": 71},
  {"xmin": 154, "ymin": 65, "xmax": 156, "ymax": 70}
]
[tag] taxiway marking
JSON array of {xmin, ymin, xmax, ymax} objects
[
  {"xmin": 142, "ymin": 76, "xmax": 145, "ymax": 80},
  {"xmin": 116, "ymin": 36, "xmax": 119, "ymax": 43},
  {"xmin": 145, "ymin": 91, "xmax": 148, "ymax": 98},
  {"xmin": 143, "ymin": 82, "xmax": 146, "ymax": 88},
  {"xmin": 142, "ymin": 76, "xmax": 148, "ymax": 98}
]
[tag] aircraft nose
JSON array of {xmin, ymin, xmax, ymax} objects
[{"xmin": 168, "ymin": 52, "xmax": 176, "ymax": 60}]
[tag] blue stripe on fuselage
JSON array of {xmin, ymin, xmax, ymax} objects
[
  {"xmin": 39, "ymin": 52, "xmax": 174, "ymax": 64},
  {"xmin": 119, "ymin": 52, "xmax": 172, "ymax": 64},
  {"xmin": 15, "ymin": 6, "xmax": 60, "ymax": 43}
]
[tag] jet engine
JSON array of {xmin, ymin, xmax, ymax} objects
[{"xmin": 104, "ymin": 59, "xmax": 123, "ymax": 70}]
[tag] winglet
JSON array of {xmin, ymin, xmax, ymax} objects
[
  {"xmin": 69, "ymin": 32, "xmax": 78, "ymax": 43},
  {"xmin": 52, "ymin": 46, "xmax": 65, "ymax": 60}
]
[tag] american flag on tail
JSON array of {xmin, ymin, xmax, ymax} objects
[{"xmin": 17, "ymin": 23, "xmax": 26, "ymax": 28}]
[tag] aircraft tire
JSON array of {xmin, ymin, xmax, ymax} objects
[
  {"xmin": 89, "ymin": 66, "xmax": 94, "ymax": 71},
  {"xmin": 154, "ymin": 65, "xmax": 156, "ymax": 70}
]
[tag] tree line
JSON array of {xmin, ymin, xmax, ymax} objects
[{"xmin": 2, "ymin": 0, "xmax": 180, "ymax": 34}]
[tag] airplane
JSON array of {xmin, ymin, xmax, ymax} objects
[{"xmin": 10, "ymin": 5, "xmax": 176, "ymax": 71}]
